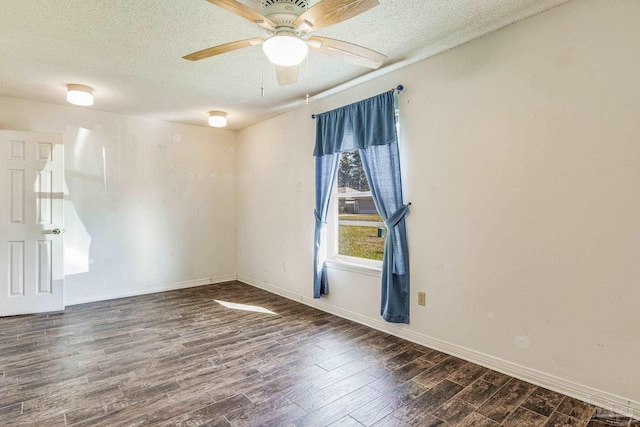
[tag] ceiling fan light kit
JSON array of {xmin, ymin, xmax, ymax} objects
[
  {"xmin": 263, "ymin": 32, "xmax": 309, "ymax": 66},
  {"xmin": 208, "ymin": 110, "xmax": 228, "ymax": 127},
  {"xmin": 66, "ymin": 84, "xmax": 94, "ymax": 106}
]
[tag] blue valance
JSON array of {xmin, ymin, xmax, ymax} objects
[{"xmin": 313, "ymin": 91, "xmax": 397, "ymax": 157}]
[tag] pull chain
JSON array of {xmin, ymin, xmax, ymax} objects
[
  {"xmin": 261, "ymin": 52, "xmax": 265, "ymax": 98},
  {"xmin": 305, "ymin": 54, "xmax": 310, "ymax": 104}
]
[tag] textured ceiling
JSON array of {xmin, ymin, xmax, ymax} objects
[{"xmin": 0, "ymin": 0, "xmax": 570, "ymax": 130}]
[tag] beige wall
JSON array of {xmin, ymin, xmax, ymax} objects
[
  {"xmin": 237, "ymin": 0, "xmax": 640, "ymax": 412},
  {"xmin": 0, "ymin": 96, "xmax": 238, "ymax": 304}
]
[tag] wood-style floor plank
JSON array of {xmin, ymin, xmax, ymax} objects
[{"xmin": 0, "ymin": 281, "xmax": 635, "ymax": 426}]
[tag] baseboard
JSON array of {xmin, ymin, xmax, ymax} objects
[
  {"xmin": 238, "ymin": 274, "xmax": 639, "ymax": 420},
  {"xmin": 65, "ymin": 274, "xmax": 237, "ymax": 306}
]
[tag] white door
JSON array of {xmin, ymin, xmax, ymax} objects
[{"xmin": 0, "ymin": 130, "xmax": 64, "ymax": 316}]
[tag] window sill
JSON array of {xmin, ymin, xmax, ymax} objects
[{"xmin": 325, "ymin": 258, "xmax": 382, "ymax": 278}]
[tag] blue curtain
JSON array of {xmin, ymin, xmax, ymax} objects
[
  {"xmin": 359, "ymin": 142, "xmax": 410, "ymax": 323},
  {"xmin": 313, "ymin": 153, "xmax": 339, "ymax": 298},
  {"xmin": 313, "ymin": 91, "xmax": 410, "ymax": 323}
]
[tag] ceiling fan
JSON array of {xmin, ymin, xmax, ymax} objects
[{"xmin": 183, "ymin": 0, "xmax": 386, "ymax": 86}]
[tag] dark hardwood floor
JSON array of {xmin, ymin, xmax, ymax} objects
[{"xmin": 0, "ymin": 281, "xmax": 636, "ymax": 426}]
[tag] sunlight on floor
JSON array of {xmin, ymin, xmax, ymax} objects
[{"xmin": 214, "ymin": 299, "xmax": 277, "ymax": 315}]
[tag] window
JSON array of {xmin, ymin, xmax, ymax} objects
[
  {"xmin": 328, "ymin": 150, "xmax": 385, "ymax": 265},
  {"xmin": 313, "ymin": 91, "xmax": 408, "ymax": 321}
]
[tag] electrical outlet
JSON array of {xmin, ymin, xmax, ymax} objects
[{"xmin": 418, "ymin": 292, "xmax": 426, "ymax": 306}]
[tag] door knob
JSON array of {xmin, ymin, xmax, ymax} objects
[{"xmin": 52, "ymin": 228, "xmax": 61, "ymax": 235}]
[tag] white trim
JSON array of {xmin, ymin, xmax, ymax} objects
[
  {"xmin": 325, "ymin": 259, "xmax": 382, "ymax": 278},
  {"xmin": 65, "ymin": 274, "xmax": 237, "ymax": 306},
  {"xmin": 237, "ymin": 274, "xmax": 640, "ymax": 420}
]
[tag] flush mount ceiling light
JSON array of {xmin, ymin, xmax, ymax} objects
[
  {"xmin": 208, "ymin": 111, "xmax": 227, "ymax": 128},
  {"xmin": 262, "ymin": 32, "xmax": 309, "ymax": 67},
  {"xmin": 66, "ymin": 84, "xmax": 94, "ymax": 106}
]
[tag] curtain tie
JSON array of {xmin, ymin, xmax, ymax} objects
[
  {"xmin": 314, "ymin": 209, "xmax": 326, "ymax": 225},
  {"xmin": 384, "ymin": 204, "xmax": 410, "ymax": 229}
]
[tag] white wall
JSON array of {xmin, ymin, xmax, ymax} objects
[
  {"xmin": 237, "ymin": 0, "xmax": 640, "ymax": 414},
  {"xmin": 0, "ymin": 97, "xmax": 238, "ymax": 304}
]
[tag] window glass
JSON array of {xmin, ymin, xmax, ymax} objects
[{"xmin": 335, "ymin": 150, "xmax": 385, "ymax": 261}]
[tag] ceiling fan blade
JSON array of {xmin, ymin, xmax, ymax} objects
[
  {"xmin": 183, "ymin": 37, "xmax": 264, "ymax": 61},
  {"xmin": 308, "ymin": 36, "xmax": 386, "ymax": 69},
  {"xmin": 206, "ymin": 0, "xmax": 275, "ymax": 30},
  {"xmin": 276, "ymin": 65, "xmax": 299, "ymax": 86},
  {"xmin": 295, "ymin": 0, "xmax": 379, "ymax": 33}
]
